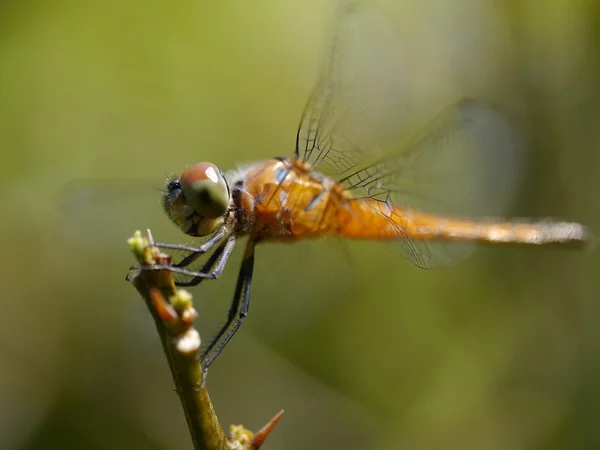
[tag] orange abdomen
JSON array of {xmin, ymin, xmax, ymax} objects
[{"xmin": 335, "ymin": 198, "xmax": 591, "ymax": 248}]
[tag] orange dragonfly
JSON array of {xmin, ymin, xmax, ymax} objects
[{"xmin": 143, "ymin": 3, "xmax": 593, "ymax": 379}]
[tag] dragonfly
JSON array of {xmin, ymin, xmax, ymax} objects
[{"xmin": 141, "ymin": 1, "xmax": 593, "ymax": 380}]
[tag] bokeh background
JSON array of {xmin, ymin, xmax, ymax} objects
[{"xmin": 1, "ymin": 0, "xmax": 599, "ymax": 449}]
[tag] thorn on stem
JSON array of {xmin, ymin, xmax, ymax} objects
[{"xmin": 249, "ymin": 409, "xmax": 284, "ymax": 449}]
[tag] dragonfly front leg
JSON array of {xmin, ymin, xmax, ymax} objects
[
  {"xmin": 199, "ymin": 240, "xmax": 256, "ymax": 385},
  {"xmin": 146, "ymin": 234, "xmax": 237, "ymax": 283},
  {"xmin": 155, "ymin": 226, "xmax": 230, "ymax": 267},
  {"xmin": 174, "ymin": 235, "xmax": 237, "ymax": 287}
]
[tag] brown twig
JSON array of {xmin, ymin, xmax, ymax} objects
[{"xmin": 127, "ymin": 230, "xmax": 283, "ymax": 450}]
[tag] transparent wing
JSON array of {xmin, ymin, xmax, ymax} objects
[
  {"xmin": 297, "ymin": 1, "xmax": 410, "ymax": 172},
  {"xmin": 340, "ymin": 101, "xmax": 522, "ymax": 268},
  {"xmin": 296, "ymin": 0, "xmax": 468, "ymax": 173},
  {"xmin": 296, "ymin": 0, "xmax": 521, "ymax": 268},
  {"xmin": 296, "ymin": 0, "xmax": 514, "ymax": 175}
]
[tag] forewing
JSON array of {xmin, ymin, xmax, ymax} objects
[{"xmin": 296, "ymin": 1, "xmax": 422, "ymax": 173}]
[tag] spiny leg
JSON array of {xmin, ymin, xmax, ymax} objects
[
  {"xmin": 174, "ymin": 235, "xmax": 237, "ymax": 287},
  {"xmin": 146, "ymin": 234, "xmax": 237, "ymax": 280},
  {"xmin": 200, "ymin": 240, "xmax": 256, "ymax": 382},
  {"xmin": 156, "ymin": 226, "xmax": 230, "ymax": 267}
]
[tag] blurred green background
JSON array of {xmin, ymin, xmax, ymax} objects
[{"xmin": 1, "ymin": 0, "xmax": 599, "ymax": 449}]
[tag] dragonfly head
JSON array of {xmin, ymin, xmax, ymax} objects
[{"xmin": 162, "ymin": 162, "xmax": 230, "ymax": 237}]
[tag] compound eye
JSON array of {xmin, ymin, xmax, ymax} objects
[{"xmin": 179, "ymin": 162, "xmax": 229, "ymax": 218}]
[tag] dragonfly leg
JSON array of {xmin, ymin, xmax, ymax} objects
[
  {"xmin": 155, "ymin": 226, "xmax": 229, "ymax": 267},
  {"xmin": 175, "ymin": 235, "xmax": 237, "ymax": 287},
  {"xmin": 145, "ymin": 234, "xmax": 237, "ymax": 281},
  {"xmin": 199, "ymin": 240, "xmax": 255, "ymax": 384}
]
